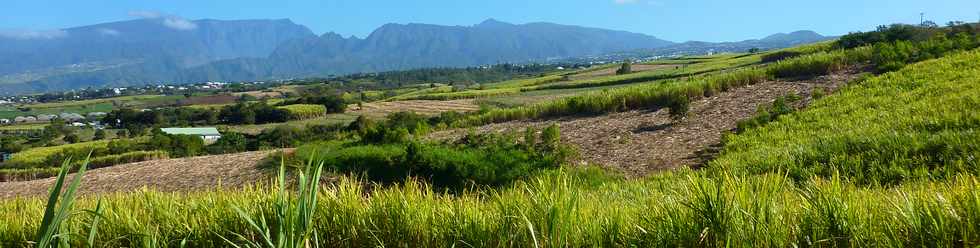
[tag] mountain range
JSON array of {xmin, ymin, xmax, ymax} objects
[{"xmin": 0, "ymin": 18, "xmax": 832, "ymax": 94}]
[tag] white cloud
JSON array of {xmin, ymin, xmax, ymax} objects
[
  {"xmin": 128, "ymin": 10, "xmax": 198, "ymax": 31},
  {"xmin": 97, "ymin": 28, "xmax": 121, "ymax": 36},
  {"xmin": 161, "ymin": 17, "xmax": 197, "ymax": 30},
  {"xmin": 0, "ymin": 29, "xmax": 68, "ymax": 40},
  {"xmin": 613, "ymin": 0, "xmax": 638, "ymax": 4}
]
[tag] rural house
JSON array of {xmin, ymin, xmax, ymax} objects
[{"xmin": 160, "ymin": 127, "xmax": 222, "ymax": 144}]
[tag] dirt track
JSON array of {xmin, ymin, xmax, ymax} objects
[
  {"xmin": 0, "ymin": 150, "xmax": 284, "ymax": 199},
  {"xmin": 432, "ymin": 70, "xmax": 863, "ymax": 176}
]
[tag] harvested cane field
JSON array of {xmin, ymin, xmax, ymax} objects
[{"xmin": 0, "ymin": 150, "xmax": 283, "ymax": 199}]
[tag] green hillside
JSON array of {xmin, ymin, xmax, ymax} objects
[{"xmin": 2, "ymin": 23, "xmax": 980, "ymax": 247}]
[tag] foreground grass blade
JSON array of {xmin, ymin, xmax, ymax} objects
[
  {"xmin": 36, "ymin": 155, "xmax": 91, "ymax": 247},
  {"xmin": 224, "ymin": 151, "xmax": 325, "ymax": 247}
]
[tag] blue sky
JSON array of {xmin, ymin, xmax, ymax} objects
[{"xmin": 2, "ymin": 0, "xmax": 979, "ymax": 42}]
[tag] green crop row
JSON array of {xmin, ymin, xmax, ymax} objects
[{"xmin": 277, "ymin": 104, "xmax": 328, "ymax": 120}]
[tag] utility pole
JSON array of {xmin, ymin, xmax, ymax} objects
[{"xmin": 920, "ymin": 12, "xmax": 925, "ymax": 25}]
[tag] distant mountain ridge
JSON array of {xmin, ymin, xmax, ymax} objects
[
  {"xmin": 0, "ymin": 18, "xmax": 831, "ymax": 94},
  {"xmin": 0, "ymin": 18, "xmax": 314, "ymax": 77},
  {"xmin": 637, "ymin": 30, "xmax": 835, "ymax": 58},
  {"xmin": 247, "ymin": 19, "xmax": 675, "ymax": 78}
]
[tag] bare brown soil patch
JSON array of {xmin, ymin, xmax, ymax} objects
[
  {"xmin": 349, "ymin": 99, "xmax": 480, "ymax": 118},
  {"xmin": 177, "ymin": 94, "xmax": 238, "ymax": 106},
  {"xmin": 432, "ymin": 70, "xmax": 864, "ymax": 176},
  {"xmin": 0, "ymin": 150, "xmax": 286, "ymax": 199}
]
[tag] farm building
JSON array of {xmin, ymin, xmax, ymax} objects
[
  {"xmin": 36, "ymin": 114, "xmax": 57, "ymax": 122},
  {"xmin": 160, "ymin": 127, "xmax": 222, "ymax": 144},
  {"xmin": 14, "ymin": 116, "xmax": 36, "ymax": 123}
]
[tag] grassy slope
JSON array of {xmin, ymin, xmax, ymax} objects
[
  {"xmin": 1, "ymin": 48, "xmax": 980, "ymax": 246},
  {"xmin": 714, "ymin": 48, "xmax": 980, "ymax": 184}
]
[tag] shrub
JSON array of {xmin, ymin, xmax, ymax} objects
[
  {"xmin": 870, "ymin": 33, "xmax": 979, "ymax": 72},
  {"xmin": 93, "ymin": 129, "xmax": 106, "ymax": 140},
  {"xmin": 149, "ymin": 134, "xmax": 204, "ymax": 158},
  {"xmin": 256, "ymin": 126, "xmax": 306, "ymax": 149},
  {"xmin": 616, "ymin": 60, "xmax": 633, "ymax": 75},
  {"xmin": 63, "ymin": 134, "xmax": 80, "ymax": 144},
  {"xmin": 735, "ymin": 95, "xmax": 799, "ymax": 133},
  {"xmin": 207, "ymin": 133, "xmax": 248, "ymax": 154}
]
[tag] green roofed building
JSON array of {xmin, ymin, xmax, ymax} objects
[{"xmin": 160, "ymin": 127, "xmax": 222, "ymax": 144}]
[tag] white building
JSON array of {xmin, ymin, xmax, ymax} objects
[{"xmin": 160, "ymin": 127, "xmax": 223, "ymax": 145}]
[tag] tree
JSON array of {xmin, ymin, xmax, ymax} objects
[
  {"xmin": 616, "ymin": 60, "xmax": 633, "ymax": 75},
  {"xmin": 63, "ymin": 133, "xmax": 80, "ymax": 144},
  {"xmin": 0, "ymin": 137, "xmax": 25, "ymax": 153},
  {"xmin": 667, "ymin": 93, "xmax": 690, "ymax": 120},
  {"xmin": 748, "ymin": 47, "xmax": 761, "ymax": 53},
  {"xmin": 116, "ymin": 129, "xmax": 128, "ymax": 138},
  {"xmin": 93, "ymin": 129, "xmax": 106, "ymax": 140},
  {"xmin": 348, "ymin": 115, "xmax": 375, "ymax": 136},
  {"xmin": 207, "ymin": 133, "xmax": 248, "ymax": 154}
]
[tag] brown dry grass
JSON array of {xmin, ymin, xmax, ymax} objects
[
  {"xmin": 432, "ymin": 70, "xmax": 864, "ymax": 176},
  {"xmin": 349, "ymin": 99, "xmax": 480, "ymax": 118},
  {"xmin": 0, "ymin": 150, "xmax": 286, "ymax": 199},
  {"xmin": 178, "ymin": 94, "xmax": 239, "ymax": 106}
]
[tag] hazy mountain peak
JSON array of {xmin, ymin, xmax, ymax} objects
[
  {"xmin": 477, "ymin": 18, "xmax": 514, "ymax": 28},
  {"xmin": 762, "ymin": 30, "xmax": 825, "ymax": 42}
]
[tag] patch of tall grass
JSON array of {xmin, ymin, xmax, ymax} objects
[
  {"xmin": 767, "ymin": 47, "xmax": 871, "ymax": 78},
  {"xmin": 5, "ymin": 169, "xmax": 980, "ymax": 246},
  {"xmin": 277, "ymin": 104, "xmax": 327, "ymax": 120},
  {"xmin": 6, "ymin": 140, "xmax": 110, "ymax": 166}
]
